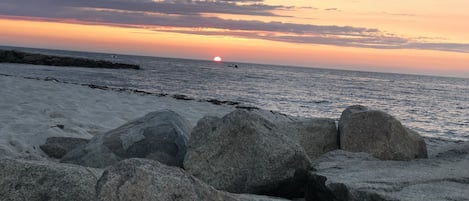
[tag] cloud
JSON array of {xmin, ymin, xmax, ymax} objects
[
  {"xmin": 362, "ymin": 11, "xmax": 416, "ymax": 17},
  {"xmin": 0, "ymin": 0, "xmax": 375, "ymax": 35},
  {"xmin": 163, "ymin": 28, "xmax": 469, "ymax": 53},
  {"xmin": 324, "ymin": 8, "xmax": 340, "ymax": 11},
  {"xmin": 1, "ymin": 0, "xmax": 284, "ymax": 16},
  {"xmin": 0, "ymin": 0, "xmax": 468, "ymax": 53}
]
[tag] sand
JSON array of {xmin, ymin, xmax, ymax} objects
[{"xmin": 0, "ymin": 74, "xmax": 235, "ymax": 160}]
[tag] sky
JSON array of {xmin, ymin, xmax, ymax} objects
[{"xmin": 0, "ymin": 0, "xmax": 468, "ymax": 77}]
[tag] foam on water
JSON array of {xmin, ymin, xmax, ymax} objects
[{"xmin": 1, "ymin": 48, "xmax": 468, "ymax": 140}]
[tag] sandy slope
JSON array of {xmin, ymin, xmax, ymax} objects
[{"xmin": 0, "ymin": 75, "xmax": 234, "ymax": 160}]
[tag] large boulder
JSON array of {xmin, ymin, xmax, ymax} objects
[
  {"xmin": 337, "ymin": 105, "xmax": 369, "ymax": 137},
  {"xmin": 97, "ymin": 158, "xmax": 289, "ymax": 201},
  {"xmin": 184, "ymin": 109, "xmax": 313, "ymax": 194},
  {"xmin": 247, "ymin": 109, "xmax": 339, "ymax": 161},
  {"xmin": 277, "ymin": 118, "xmax": 338, "ymax": 160},
  {"xmin": 0, "ymin": 159, "xmax": 102, "ymax": 201},
  {"xmin": 40, "ymin": 137, "xmax": 90, "ymax": 159},
  {"xmin": 62, "ymin": 110, "xmax": 191, "ymax": 168},
  {"xmin": 339, "ymin": 106, "xmax": 427, "ymax": 160}
]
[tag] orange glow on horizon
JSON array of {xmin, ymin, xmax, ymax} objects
[{"xmin": 0, "ymin": 17, "xmax": 468, "ymax": 78}]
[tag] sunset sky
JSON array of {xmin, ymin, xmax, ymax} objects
[{"xmin": 0, "ymin": 0, "xmax": 468, "ymax": 77}]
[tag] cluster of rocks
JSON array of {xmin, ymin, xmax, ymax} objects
[
  {"xmin": 0, "ymin": 50, "xmax": 140, "ymax": 69},
  {"xmin": 1, "ymin": 105, "xmax": 466, "ymax": 201}
]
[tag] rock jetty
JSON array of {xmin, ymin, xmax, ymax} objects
[
  {"xmin": 0, "ymin": 50, "xmax": 140, "ymax": 69},
  {"xmin": 2, "ymin": 106, "xmax": 468, "ymax": 201}
]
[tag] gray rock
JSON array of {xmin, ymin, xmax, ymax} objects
[
  {"xmin": 184, "ymin": 109, "xmax": 313, "ymax": 194},
  {"xmin": 278, "ymin": 118, "xmax": 339, "ymax": 160},
  {"xmin": 62, "ymin": 110, "xmax": 191, "ymax": 168},
  {"xmin": 339, "ymin": 106, "xmax": 427, "ymax": 160},
  {"xmin": 251, "ymin": 109, "xmax": 339, "ymax": 160},
  {"xmin": 227, "ymin": 109, "xmax": 339, "ymax": 160},
  {"xmin": 338, "ymin": 105, "xmax": 369, "ymax": 137},
  {"xmin": 315, "ymin": 140, "xmax": 469, "ymax": 201},
  {"xmin": 40, "ymin": 137, "xmax": 90, "ymax": 158},
  {"xmin": 97, "ymin": 158, "xmax": 290, "ymax": 201},
  {"xmin": 263, "ymin": 169, "xmax": 340, "ymax": 201},
  {"xmin": 0, "ymin": 159, "xmax": 102, "ymax": 201}
]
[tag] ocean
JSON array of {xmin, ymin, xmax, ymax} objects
[{"xmin": 1, "ymin": 47, "xmax": 468, "ymax": 141}]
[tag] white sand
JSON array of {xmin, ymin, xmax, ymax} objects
[{"xmin": 0, "ymin": 75, "xmax": 235, "ymax": 160}]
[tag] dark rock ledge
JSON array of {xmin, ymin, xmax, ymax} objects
[{"xmin": 0, "ymin": 50, "xmax": 140, "ymax": 69}]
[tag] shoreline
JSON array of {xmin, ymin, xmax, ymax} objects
[
  {"xmin": 2, "ymin": 72, "xmax": 465, "ymax": 141},
  {"xmin": 0, "ymin": 73, "xmax": 258, "ymax": 109},
  {"xmin": 0, "ymin": 74, "xmax": 236, "ymax": 160},
  {"xmin": 0, "ymin": 74, "xmax": 468, "ymax": 200},
  {"xmin": 0, "ymin": 73, "xmax": 466, "ymax": 161}
]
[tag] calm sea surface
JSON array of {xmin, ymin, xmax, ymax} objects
[{"xmin": 1, "ymin": 47, "xmax": 468, "ymax": 140}]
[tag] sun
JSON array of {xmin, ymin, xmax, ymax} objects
[{"xmin": 213, "ymin": 56, "xmax": 222, "ymax": 62}]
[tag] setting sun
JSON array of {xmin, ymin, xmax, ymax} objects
[{"xmin": 213, "ymin": 56, "xmax": 222, "ymax": 62}]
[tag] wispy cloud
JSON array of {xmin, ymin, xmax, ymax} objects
[
  {"xmin": 0, "ymin": 0, "xmax": 468, "ymax": 53},
  {"xmin": 324, "ymin": 8, "xmax": 340, "ymax": 11},
  {"xmin": 362, "ymin": 11, "xmax": 416, "ymax": 17},
  {"xmin": 163, "ymin": 27, "xmax": 469, "ymax": 53}
]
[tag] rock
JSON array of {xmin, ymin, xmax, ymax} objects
[
  {"xmin": 44, "ymin": 76, "xmax": 60, "ymax": 82},
  {"xmin": 304, "ymin": 172, "xmax": 338, "ymax": 201},
  {"xmin": 0, "ymin": 158, "xmax": 102, "ymax": 201},
  {"xmin": 248, "ymin": 109, "xmax": 338, "ymax": 160},
  {"xmin": 337, "ymin": 105, "xmax": 369, "ymax": 137},
  {"xmin": 173, "ymin": 94, "xmax": 195, "ymax": 100},
  {"xmin": 277, "ymin": 118, "xmax": 339, "ymax": 160},
  {"xmin": 407, "ymin": 129, "xmax": 428, "ymax": 158},
  {"xmin": 339, "ymin": 106, "xmax": 427, "ymax": 160},
  {"xmin": 97, "ymin": 158, "xmax": 289, "ymax": 201},
  {"xmin": 184, "ymin": 109, "xmax": 313, "ymax": 194},
  {"xmin": 62, "ymin": 110, "xmax": 191, "ymax": 168},
  {"xmin": 263, "ymin": 169, "xmax": 339, "ymax": 201},
  {"xmin": 40, "ymin": 137, "xmax": 90, "ymax": 159},
  {"xmin": 206, "ymin": 99, "xmax": 240, "ymax": 106},
  {"xmin": 315, "ymin": 142, "xmax": 469, "ymax": 201}
]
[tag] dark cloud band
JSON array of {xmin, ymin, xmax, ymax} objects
[{"xmin": 0, "ymin": 0, "xmax": 468, "ymax": 53}]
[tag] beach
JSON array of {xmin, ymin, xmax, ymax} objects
[
  {"xmin": 1, "ymin": 72, "xmax": 468, "ymax": 201},
  {"xmin": 0, "ymin": 74, "xmax": 234, "ymax": 160}
]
